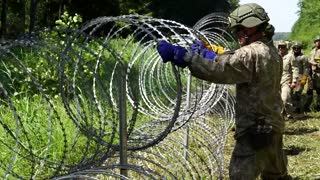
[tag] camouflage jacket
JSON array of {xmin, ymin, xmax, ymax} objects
[
  {"xmin": 309, "ymin": 48, "xmax": 320, "ymax": 66},
  {"xmin": 280, "ymin": 53, "xmax": 299, "ymax": 85},
  {"xmin": 184, "ymin": 41, "xmax": 284, "ymax": 138},
  {"xmin": 293, "ymin": 53, "xmax": 309, "ymax": 75}
]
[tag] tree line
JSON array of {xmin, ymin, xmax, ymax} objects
[
  {"xmin": 290, "ymin": 0, "xmax": 320, "ymax": 50},
  {"xmin": 0, "ymin": 0, "xmax": 239, "ymax": 39}
]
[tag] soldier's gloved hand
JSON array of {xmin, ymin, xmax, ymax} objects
[
  {"xmin": 202, "ymin": 48, "xmax": 217, "ymax": 60},
  {"xmin": 300, "ymin": 74, "xmax": 307, "ymax": 86},
  {"xmin": 157, "ymin": 40, "xmax": 188, "ymax": 68},
  {"xmin": 191, "ymin": 40, "xmax": 206, "ymax": 53},
  {"xmin": 191, "ymin": 40, "xmax": 217, "ymax": 60}
]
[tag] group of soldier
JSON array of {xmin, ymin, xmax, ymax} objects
[{"xmin": 278, "ymin": 36, "xmax": 320, "ymax": 119}]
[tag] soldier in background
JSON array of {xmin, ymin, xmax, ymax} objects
[
  {"xmin": 278, "ymin": 40, "xmax": 299, "ymax": 119},
  {"xmin": 305, "ymin": 36, "xmax": 320, "ymax": 111},
  {"xmin": 291, "ymin": 41, "xmax": 309, "ymax": 114}
]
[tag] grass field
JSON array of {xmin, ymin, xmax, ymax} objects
[{"xmin": 223, "ymin": 112, "xmax": 320, "ymax": 180}]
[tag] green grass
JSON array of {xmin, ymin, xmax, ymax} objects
[
  {"xmin": 1, "ymin": 93, "xmax": 320, "ymax": 179},
  {"xmin": 0, "ymin": 95, "xmax": 119, "ymax": 179},
  {"xmin": 284, "ymin": 112, "xmax": 320, "ymax": 179},
  {"xmin": 223, "ymin": 112, "xmax": 320, "ymax": 180}
]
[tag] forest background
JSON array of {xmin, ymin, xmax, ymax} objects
[
  {"xmin": 1, "ymin": 0, "xmax": 320, "ymax": 179},
  {"xmin": 0, "ymin": 0, "xmax": 317, "ymax": 46}
]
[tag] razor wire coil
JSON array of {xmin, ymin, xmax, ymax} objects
[{"xmin": 0, "ymin": 13, "xmax": 236, "ymax": 179}]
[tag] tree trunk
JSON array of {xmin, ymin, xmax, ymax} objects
[
  {"xmin": 19, "ymin": 0, "xmax": 26, "ymax": 34},
  {"xmin": 29, "ymin": 0, "xmax": 38, "ymax": 34},
  {"xmin": 0, "ymin": 0, "xmax": 7, "ymax": 38}
]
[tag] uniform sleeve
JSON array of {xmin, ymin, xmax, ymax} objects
[
  {"xmin": 309, "ymin": 49, "xmax": 316, "ymax": 63},
  {"xmin": 302, "ymin": 55, "xmax": 310, "ymax": 75},
  {"xmin": 185, "ymin": 48, "xmax": 254, "ymax": 84},
  {"xmin": 291, "ymin": 55, "xmax": 300, "ymax": 83}
]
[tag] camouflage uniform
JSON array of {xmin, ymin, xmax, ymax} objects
[
  {"xmin": 158, "ymin": 3, "xmax": 290, "ymax": 179},
  {"xmin": 184, "ymin": 38, "xmax": 288, "ymax": 179},
  {"xmin": 291, "ymin": 42, "xmax": 309, "ymax": 113},
  {"xmin": 186, "ymin": 41, "xmax": 284, "ymax": 134},
  {"xmin": 185, "ymin": 40, "xmax": 288, "ymax": 180},
  {"xmin": 305, "ymin": 37, "xmax": 320, "ymax": 111},
  {"xmin": 279, "ymin": 43, "xmax": 299, "ymax": 118}
]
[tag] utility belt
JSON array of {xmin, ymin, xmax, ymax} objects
[{"xmin": 247, "ymin": 116, "xmax": 274, "ymax": 150}]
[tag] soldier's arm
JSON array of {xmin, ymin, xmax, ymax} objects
[
  {"xmin": 309, "ymin": 49, "xmax": 317, "ymax": 65},
  {"xmin": 185, "ymin": 48, "xmax": 253, "ymax": 84},
  {"xmin": 302, "ymin": 55, "xmax": 310, "ymax": 75}
]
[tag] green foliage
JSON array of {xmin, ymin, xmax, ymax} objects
[
  {"xmin": 1, "ymin": 0, "xmax": 239, "ymax": 38},
  {"xmin": 0, "ymin": 95, "xmax": 114, "ymax": 178},
  {"xmin": 55, "ymin": 11, "xmax": 83, "ymax": 30},
  {"xmin": 149, "ymin": 0, "xmax": 237, "ymax": 27},
  {"xmin": 290, "ymin": 0, "xmax": 320, "ymax": 51},
  {"xmin": 119, "ymin": 0, "xmax": 152, "ymax": 15},
  {"xmin": 229, "ymin": 0, "xmax": 240, "ymax": 12}
]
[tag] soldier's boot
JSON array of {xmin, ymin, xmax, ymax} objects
[
  {"xmin": 304, "ymin": 90, "xmax": 313, "ymax": 112},
  {"xmin": 261, "ymin": 174, "xmax": 293, "ymax": 180},
  {"xmin": 278, "ymin": 174, "xmax": 293, "ymax": 180},
  {"xmin": 292, "ymin": 92, "xmax": 301, "ymax": 113},
  {"xmin": 315, "ymin": 95, "xmax": 320, "ymax": 111}
]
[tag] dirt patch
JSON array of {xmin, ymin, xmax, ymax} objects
[{"xmin": 309, "ymin": 131, "xmax": 320, "ymax": 138}]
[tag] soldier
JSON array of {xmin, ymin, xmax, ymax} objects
[
  {"xmin": 278, "ymin": 40, "xmax": 299, "ymax": 119},
  {"xmin": 157, "ymin": 3, "xmax": 291, "ymax": 180},
  {"xmin": 291, "ymin": 41, "xmax": 309, "ymax": 114},
  {"xmin": 305, "ymin": 36, "xmax": 320, "ymax": 111}
]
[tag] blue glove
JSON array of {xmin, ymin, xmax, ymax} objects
[
  {"xmin": 202, "ymin": 48, "xmax": 217, "ymax": 60},
  {"xmin": 157, "ymin": 40, "xmax": 187, "ymax": 68},
  {"xmin": 191, "ymin": 40, "xmax": 217, "ymax": 60},
  {"xmin": 191, "ymin": 40, "xmax": 206, "ymax": 53}
]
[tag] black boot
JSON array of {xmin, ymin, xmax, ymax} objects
[{"xmin": 304, "ymin": 90, "xmax": 313, "ymax": 112}]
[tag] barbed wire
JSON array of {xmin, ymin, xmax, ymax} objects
[{"xmin": 0, "ymin": 13, "xmax": 236, "ymax": 179}]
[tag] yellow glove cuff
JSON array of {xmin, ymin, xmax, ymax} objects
[
  {"xmin": 204, "ymin": 44, "xmax": 225, "ymax": 54},
  {"xmin": 300, "ymin": 74, "xmax": 307, "ymax": 85}
]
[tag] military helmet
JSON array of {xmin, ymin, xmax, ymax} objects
[
  {"xmin": 265, "ymin": 24, "xmax": 275, "ymax": 34},
  {"xmin": 264, "ymin": 23, "xmax": 275, "ymax": 39},
  {"xmin": 314, "ymin": 35, "xmax": 320, "ymax": 42},
  {"xmin": 229, "ymin": 3, "xmax": 270, "ymax": 29},
  {"xmin": 277, "ymin": 40, "xmax": 287, "ymax": 48},
  {"xmin": 292, "ymin": 41, "xmax": 302, "ymax": 49}
]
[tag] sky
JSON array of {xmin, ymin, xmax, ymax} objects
[{"xmin": 239, "ymin": 0, "xmax": 300, "ymax": 32}]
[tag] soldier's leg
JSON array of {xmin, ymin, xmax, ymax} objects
[
  {"xmin": 304, "ymin": 77, "xmax": 314, "ymax": 113},
  {"xmin": 292, "ymin": 90, "xmax": 301, "ymax": 113},
  {"xmin": 281, "ymin": 84, "xmax": 293, "ymax": 118},
  {"xmin": 229, "ymin": 135, "xmax": 260, "ymax": 180},
  {"xmin": 304, "ymin": 73, "xmax": 314, "ymax": 112},
  {"xmin": 260, "ymin": 133, "xmax": 290, "ymax": 180},
  {"xmin": 312, "ymin": 72, "xmax": 320, "ymax": 111},
  {"xmin": 315, "ymin": 89, "xmax": 320, "ymax": 111}
]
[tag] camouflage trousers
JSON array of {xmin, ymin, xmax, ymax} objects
[
  {"xmin": 292, "ymin": 75, "xmax": 306, "ymax": 113},
  {"xmin": 305, "ymin": 70, "xmax": 320, "ymax": 111},
  {"xmin": 229, "ymin": 133, "xmax": 288, "ymax": 180},
  {"xmin": 281, "ymin": 83, "xmax": 293, "ymax": 116}
]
